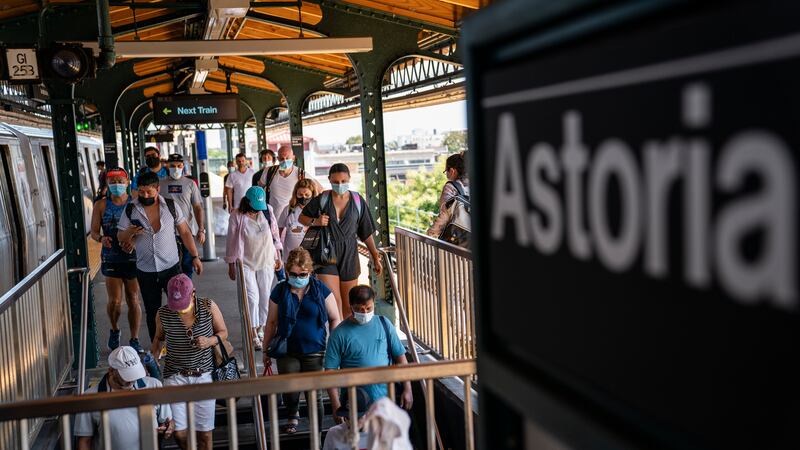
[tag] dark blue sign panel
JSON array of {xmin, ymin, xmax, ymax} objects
[
  {"xmin": 153, "ymin": 94, "xmax": 239, "ymax": 125},
  {"xmin": 465, "ymin": 1, "xmax": 800, "ymax": 448}
]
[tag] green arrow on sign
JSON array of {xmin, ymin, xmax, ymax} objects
[{"xmin": 162, "ymin": 107, "xmax": 172, "ymax": 115}]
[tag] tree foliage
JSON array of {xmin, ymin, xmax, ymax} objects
[
  {"xmin": 442, "ymin": 130, "xmax": 467, "ymax": 153},
  {"xmin": 345, "ymin": 135, "xmax": 363, "ymax": 145}
]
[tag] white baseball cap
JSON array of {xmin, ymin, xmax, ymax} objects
[{"xmin": 108, "ymin": 346, "xmax": 146, "ymax": 382}]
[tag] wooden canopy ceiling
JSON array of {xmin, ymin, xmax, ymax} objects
[{"xmin": 0, "ymin": 0, "xmax": 480, "ymax": 98}]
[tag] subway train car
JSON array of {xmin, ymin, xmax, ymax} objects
[{"xmin": 0, "ymin": 122, "xmax": 103, "ymax": 294}]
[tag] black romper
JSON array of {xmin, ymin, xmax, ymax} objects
[{"xmin": 301, "ymin": 191, "xmax": 375, "ymax": 281}]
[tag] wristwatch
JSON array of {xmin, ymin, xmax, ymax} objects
[
  {"xmin": 191, "ymin": 254, "xmax": 199, "ymax": 260},
  {"xmin": 198, "ymin": 229, "xmax": 206, "ymax": 233}
]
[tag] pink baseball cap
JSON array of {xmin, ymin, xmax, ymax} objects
[{"xmin": 167, "ymin": 274, "xmax": 194, "ymax": 311}]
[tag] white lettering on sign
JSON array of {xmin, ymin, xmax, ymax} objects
[
  {"xmin": 6, "ymin": 48, "xmax": 39, "ymax": 80},
  {"xmin": 491, "ymin": 83, "xmax": 797, "ymax": 310},
  {"xmin": 176, "ymin": 106, "xmax": 219, "ymax": 115}
]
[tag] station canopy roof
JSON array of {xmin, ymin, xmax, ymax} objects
[{"xmin": 0, "ymin": 1, "xmax": 482, "ymax": 106}]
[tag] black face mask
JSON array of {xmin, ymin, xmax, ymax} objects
[
  {"xmin": 145, "ymin": 156, "xmax": 160, "ymax": 168},
  {"xmin": 296, "ymin": 197, "xmax": 310, "ymax": 206},
  {"xmin": 139, "ymin": 196, "xmax": 156, "ymax": 206}
]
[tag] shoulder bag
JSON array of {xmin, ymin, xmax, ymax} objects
[{"xmin": 211, "ymin": 335, "xmax": 241, "ymax": 382}]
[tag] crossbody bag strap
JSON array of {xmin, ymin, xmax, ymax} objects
[{"xmin": 378, "ymin": 316, "xmax": 394, "ymax": 365}]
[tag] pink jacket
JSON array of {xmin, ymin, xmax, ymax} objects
[{"xmin": 224, "ymin": 206, "xmax": 283, "ymax": 264}]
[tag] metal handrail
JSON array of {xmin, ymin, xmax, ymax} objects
[
  {"xmin": 235, "ymin": 260, "xmax": 268, "ymax": 450},
  {"xmin": 395, "ymin": 227, "xmax": 471, "ymax": 258},
  {"xmin": 0, "ymin": 249, "xmax": 65, "ymax": 314},
  {"xmin": 0, "ymin": 360, "xmax": 475, "ymax": 417},
  {"xmin": 377, "ymin": 247, "xmax": 445, "ymax": 450},
  {"xmin": 66, "ymin": 266, "xmax": 89, "ymax": 395}
]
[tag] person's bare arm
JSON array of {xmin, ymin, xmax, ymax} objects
[
  {"xmin": 192, "ymin": 202, "xmax": 205, "ymax": 242},
  {"xmin": 77, "ymin": 437, "xmax": 93, "ymax": 450},
  {"xmin": 362, "ymin": 235, "xmax": 383, "ymax": 275},
  {"xmin": 324, "ymin": 293, "xmax": 341, "ymax": 330},
  {"xmin": 225, "ymin": 187, "xmax": 233, "ymax": 211},
  {"xmin": 176, "ymin": 222, "xmax": 203, "ymax": 274},
  {"xmin": 151, "ymin": 312, "xmax": 164, "ymax": 355},
  {"xmin": 394, "ymin": 354, "xmax": 413, "ymax": 409},
  {"xmin": 209, "ymin": 301, "xmax": 228, "ymax": 341},
  {"xmin": 326, "ymin": 369, "xmax": 342, "ymax": 422},
  {"xmin": 89, "ymin": 199, "xmax": 104, "ymax": 243}
]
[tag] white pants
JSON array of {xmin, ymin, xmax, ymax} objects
[
  {"xmin": 242, "ymin": 266, "xmax": 273, "ymax": 327},
  {"xmin": 164, "ymin": 372, "xmax": 215, "ymax": 432}
]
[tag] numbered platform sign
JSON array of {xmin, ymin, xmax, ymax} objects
[{"xmin": 5, "ymin": 48, "xmax": 39, "ymax": 82}]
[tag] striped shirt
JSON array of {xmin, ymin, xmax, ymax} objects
[
  {"xmin": 159, "ymin": 298, "xmax": 215, "ymax": 378},
  {"xmin": 118, "ymin": 195, "xmax": 186, "ymax": 273}
]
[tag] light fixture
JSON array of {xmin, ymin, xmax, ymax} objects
[
  {"xmin": 79, "ymin": 38, "xmax": 373, "ymax": 58},
  {"xmin": 39, "ymin": 44, "xmax": 95, "ymax": 83}
]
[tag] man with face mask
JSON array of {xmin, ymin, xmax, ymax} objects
[
  {"xmin": 132, "ymin": 146, "xmax": 168, "ymax": 193},
  {"xmin": 117, "ymin": 171, "xmax": 203, "ymax": 343},
  {"xmin": 324, "ymin": 285, "xmax": 413, "ymax": 418},
  {"xmin": 252, "ymin": 149, "xmax": 276, "ymax": 186},
  {"xmin": 74, "ymin": 346, "xmax": 173, "ymax": 449},
  {"xmin": 160, "ymin": 154, "xmax": 206, "ymax": 278},
  {"xmin": 258, "ymin": 145, "xmax": 322, "ymax": 218}
]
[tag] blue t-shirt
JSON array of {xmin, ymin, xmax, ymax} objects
[
  {"xmin": 324, "ymin": 316, "xmax": 405, "ymax": 402},
  {"xmin": 131, "ymin": 166, "xmax": 167, "ymax": 189},
  {"xmin": 270, "ymin": 278, "xmax": 331, "ymax": 355}
]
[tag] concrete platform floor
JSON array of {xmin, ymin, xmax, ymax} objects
[{"xmin": 89, "ymin": 234, "xmax": 377, "ymax": 378}]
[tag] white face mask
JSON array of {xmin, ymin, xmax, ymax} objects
[{"xmin": 353, "ymin": 311, "xmax": 374, "ymax": 325}]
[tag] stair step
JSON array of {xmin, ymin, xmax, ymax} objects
[
  {"xmin": 160, "ymin": 415, "xmax": 338, "ymax": 449},
  {"xmin": 213, "ymin": 395, "xmax": 333, "ymax": 427}
]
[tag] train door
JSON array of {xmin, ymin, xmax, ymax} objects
[
  {"xmin": 0, "ymin": 142, "xmax": 38, "ymax": 273},
  {"xmin": 29, "ymin": 142, "xmax": 58, "ymax": 256},
  {"xmin": 0, "ymin": 146, "xmax": 18, "ymax": 290},
  {"xmin": 39, "ymin": 144, "xmax": 62, "ymax": 248},
  {"xmin": 84, "ymin": 146, "xmax": 98, "ymax": 197}
]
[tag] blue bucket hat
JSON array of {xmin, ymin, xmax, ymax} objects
[{"xmin": 245, "ymin": 186, "xmax": 268, "ymax": 211}]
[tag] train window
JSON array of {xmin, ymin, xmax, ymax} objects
[
  {"xmin": 5, "ymin": 144, "xmax": 35, "ymax": 227},
  {"xmin": 0, "ymin": 144, "xmax": 23, "ymax": 282},
  {"xmin": 31, "ymin": 146, "xmax": 53, "ymax": 211},
  {"xmin": 76, "ymin": 152, "xmax": 93, "ymax": 198}
]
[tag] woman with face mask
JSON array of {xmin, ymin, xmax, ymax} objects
[
  {"xmin": 277, "ymin": 179, "xmax": 319, "ymax": 264},
  {"xmin": 225, "ymin": 186, "xmax": 283, "ymax": 350},
  {"xmin": 89, "ymin": 168, "xmax": 144, "ymax": 353},
  {"xmin": 299, "ymin": 163, "xmax": 383, "ymax": 319},
  {"xmin": 262, "ymin": 247, "xmax": 341, "ymax": 434}
]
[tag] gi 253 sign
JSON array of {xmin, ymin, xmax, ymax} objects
[{"xmin": 474, "ymin": 1, "xmax": 800, "ymax": 448}]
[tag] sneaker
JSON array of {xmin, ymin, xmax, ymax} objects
[
  {"xmin": 253, "ymin": 337, "xmax": 263, "ymax": 351},
  {"xmin": 257, "ymin": 327, "xmax": 264, "ymax": 340},
  {"xmin": 142, "ymin": 353, "xmax": 162, "ymax": 380},
  {"xmin": 129, "ymin": 338, "xmax": 144, "ymax": 354},
  {"xmin": 107, "ymin": 329, "xmax": 120, "ymax": 351}
]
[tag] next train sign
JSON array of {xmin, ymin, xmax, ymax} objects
[
  {"xmin": 153, "ymin": 94, "xmax": 239, "ymax": 125},
  {"xmin": 466, "ymin": 1, "xmax": 800, "ymax": 449}
]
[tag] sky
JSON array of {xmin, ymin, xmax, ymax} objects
[
  {"xmin": 305, "ymin": 99, "xmax": 467, "ymax": 145},
  {"xmin": 203, "ymin": 99, "xmax": 466, "ymax": 149}
]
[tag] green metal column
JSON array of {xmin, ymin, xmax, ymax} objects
[
  {"xmin": 224, "ymin": 124, "xmax": 234, "ymax": 161},
  {"xmin": 287, "ymin": 96, "xmax": 305, "ymax": 169},
  {"xmin": 355, "ymin": 68, "xmax": 392, "ymax": 307},
  {"xmin": 236, "ymin": 122, "xmax": 246, "ymax": 154},
  {"xmin": 46, "ymin": 81, "xmax": 99, "ymax": 369},
  {"xmin": 99, "ymin": 103, "xmax": 119, "ymax": 167},
  {"xmin": 119, "ymin": 109, "xmax": 132, "ymax": 174},
  {"xmin": 256, "ymin": 116, "xmax": 266, "ymax": 155}
]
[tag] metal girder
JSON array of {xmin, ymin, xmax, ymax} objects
[
  {"xmin": 238, "ymin": 86, "xmax": 283, "ymax": 156},
  {"xmin": 113, "ymin": 11, "xmax": 204, "ymax": 37},
  {"xmin": 249, "ymin": 55, "xmax": 343, "ymax": 79},
  {"xmin": 312, "ymin": 0, "xmax": 459, "ymax": 37},
  {"xmin": 45, "ymin": 81, "xmax": 100, "ymax": 370},
  {"xmin": 0, "ymin": 6, "xmax": 98, "ymax": 43},
  {"xmin": 245, "ymin": 11, "xmax": 326, "ymax": 37}
]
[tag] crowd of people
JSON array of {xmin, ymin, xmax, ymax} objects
[{"xmin": 86, "ymin": 144, "xmax": 420, "ymax": 450}]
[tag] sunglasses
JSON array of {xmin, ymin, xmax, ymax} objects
[{"xmin": 288, "ymin": 272, "xmax": 310, "ymax": 278}]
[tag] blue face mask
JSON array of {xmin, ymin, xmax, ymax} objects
[
  {"xmin": 108, "ymin": 183, "xmax": 127, "ymax": 196},
  {"xmin": 279, "ymin": 159, "xmax": 293, "ymax": 170},
  {"xmin": 331, "ymin": 182, "xmax": 349, "ymax": 195},
  {"xmin": 288, "ymin": 275, "xmax": 310, "ymax": 289},
  {"xmin": 169, "ymin": 167, "xmax": 182, "ymax": 180}
]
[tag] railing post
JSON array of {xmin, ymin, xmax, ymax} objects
[
  {"xmin": 437, "ymin": 248, "xmax": 449, "ymax": 359},
  {"xmin": 138, "ymin": 405, "xmax": 158, "ymax": 450}
]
